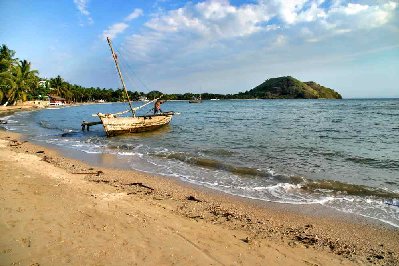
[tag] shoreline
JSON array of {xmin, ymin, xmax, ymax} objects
[
  {"xmin": 1, "ymin": 129, "xmax": 398, "ymax": 265},
  {"xmin": 25, "ymin": 136, "xmax": 397, "ymax": 229},
  {"xmin": 0, "ymin": 105, "xmax": 42, "ymax": 117},
  {"xmin": 17, "ymin": 124, "xmax": 397, "ymax": 230}
]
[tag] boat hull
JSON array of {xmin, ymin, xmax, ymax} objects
[{"xmin": 99, "ymin": 113, "xmax": 173, "ymax": 137}]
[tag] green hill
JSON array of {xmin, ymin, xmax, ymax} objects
[
  {"xmin": 238, "ymin": 76, "xmax": 342, "ymax": 99},
  {"xmin": 304, "ymin": 81, "xmax": 342, "ymax": 99}
]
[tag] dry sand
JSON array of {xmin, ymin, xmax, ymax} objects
[{"xmin": 0, "ymin": 130, "xmax": 398, "ymax": 265}]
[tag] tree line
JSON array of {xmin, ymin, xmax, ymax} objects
[
  {"xmin": 0, "ymin": 44, "xmax": 140, "ymax": 105},
  {"xmin": 0, "ymin": 44, "xmax": 342, "ymax": 105},
  {"xmin": 0, "ymin": 44, "xmax": 247, "ymax": 105}
]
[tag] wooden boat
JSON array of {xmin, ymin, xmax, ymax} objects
[
  {"xmin": 95, "ymin": 37, "xmax": 174, "ymax": 137},
  {"xmin": 98, "ymin": 112, "xmax": 174, "ymax": 137}
]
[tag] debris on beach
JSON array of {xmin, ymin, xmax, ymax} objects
[
  {"xmin": 72, "ymin": 170, "xmax": 104, "ymax": 176},
  {"xmin": 241, "ymin": 236, "xmax": 250, "ymax": 243},
  {"xmin": 186, "ymin": 195, "xmax": 202, "ymax": 202},
  {"xmin": 126, "ymin": 182, "xmax": 154, "ymax": 191},
  {"xmin": 9, "ymin": 140, "xmax": 27, "ymax": 147},
  {"xmin": 41, "ymin": 155, "xmax": 52, "ymax": 163}
]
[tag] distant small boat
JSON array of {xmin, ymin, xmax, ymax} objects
[
  {"xmin": 138, "ymin": 96, "xmax": 149, "ymax": 102},
  {"xmin": 210, "ymin": 98, "xmax": 220, "ymax": 101},
  {"xmin": 189, "ymin": 95, "xmax": 202, "ymax": 103}
]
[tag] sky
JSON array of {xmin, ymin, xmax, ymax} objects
[{"xmin": 0, "ymin": 0, "xmax": 398, "ymax": 98}]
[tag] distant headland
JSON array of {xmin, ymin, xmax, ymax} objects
[
  {"xmin": 145, "ymin": 76, "xmax": 342, "ymax": 101},
  {"xmin": 235, "ymin": 76, "xmax": 342, "ymax": 99}
]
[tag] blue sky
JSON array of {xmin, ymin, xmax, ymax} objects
[{"xmin": 0, "ymin": 0, "xmax": 398, "ymax": 98}]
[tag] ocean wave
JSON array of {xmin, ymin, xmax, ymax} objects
[
  {"xmin": 301, "ymin": 179, "xmax": 399, "ymax": 198},
  {"xmin": 324, "ymin": 197, "xmax": 399, "ymax": 228},
  {"xmin": 61, "ymin": 130, "xmax": 84, "ymax": 137},
  {"xmin": 39, "ymin": 120, "xmax": 62, "ymax": 130},
  {"xmin": 150, "ymin": 149, "xmax": 399, "ymax": 201},
  {"xmin": 201, "ymin": 148, "xmax": 236, "ymax": 157},
  {"xmin": 154, "ymin": 151, "xmax": 274, "ymax": 178},
  {"xmin": 345, "ymin": 156, "xmax": 399, "ymax": 169},
  {"xmin": 107, "ymin": 143, "xmax": 137, "ymax": 151},
  {"xmin": 82, "ymin": 150, "xmax": 102, "ymax": 154},
  {"xmin": 38, "ymin": 120, "xmax": 82, "ymax": 138},
  {"xmin": 117, "ymin": 151, "xmax": 143, "ymax": 157},
  {"xmin": 314, "ymin": 128, "xmax": 341, "ymax": 133}
]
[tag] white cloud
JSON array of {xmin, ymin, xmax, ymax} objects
[
  {"xmin": 273, "ymin": 34, "xmax": 287, "ymax": 47},
  {"xmin": 74, "ymin": 0, "xmax": 89, "ymax": 16},
  {"xmin": 125, "ymin": 0, "xmax": 275, "ymax": 63},
  {"xmin": 102, "ymin": 8, "xmax": 144, "ymax": 40},
  {"xmin": 125, "ymin": 8, "xmax": 143, "ymax": 21},
  {"xmin": 145, "ymin": 0, "xmax": 271, "ymax": 37},
  {"xmin": 73, "ymin": 0, "xmax": 93, "ymax": 25},
  {"xmin": 102, "ymin": 23, "xmax": 129, "ymax": 40},
  {"xmin": 197, "ymin": 0, "xmax": 236, "ymax": 20},
  {"xmin": 145, "ymin": 8, "xmax": 205, "ymax": 33},
  {"xmin": 273, "ymin": 0, "xmax": 308, "ymax": 24},
  {"xmin": 296, "ymin": 2, "xmax": 327, "ymax": 22},
  {"xmin": 114, "ymin": 0, "xmax": 398, "ymax": 94},
  {"xmin": 120, "ymin": 0, "xmax": 398, "ymax": 64},
  {"xmin": 342, "ymin": 3, "xmax": 369, "ymax": 15},
  {"xmin": 326, "ymin": 1, "xmax": 398, "ymax": 31}
]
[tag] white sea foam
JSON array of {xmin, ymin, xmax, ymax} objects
[
  {"xmin": 72, "ymin": 144, "xmax": 84, "ymax": 147},
  {"xmin": 252, "ymin": 186, "xmax": 268, "ymax": 191},
  {"xmin": 117, "ymin": 151, "xmax": 143, "ymax": 157},
  {"xmin": 82, "ymin": 150, "xmax": 102, "ymax": 154},
  {"xmin": 267, "ymin": 183, "xmax": 300, "ymax": 191}
]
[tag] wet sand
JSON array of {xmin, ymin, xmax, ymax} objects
[
  {"xmin": 0, "ymin": 130, "xmax": 398, "ymax": 265},
  {"xmin": 0, "ymin": 105, "xmax": 41, "ymax": 117}
]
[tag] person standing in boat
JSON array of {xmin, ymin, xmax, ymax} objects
[{"xmin": 154, "ymin": 99, "xmax": 165, "ymax": 114}]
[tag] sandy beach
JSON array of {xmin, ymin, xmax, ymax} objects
[
  {"xmin": 0, "ymin": 105, "xmax": 42, "ymax": 117},
  {"xmin": 0, "ymin": 129, "xmax": 398, "ymax": 265}
]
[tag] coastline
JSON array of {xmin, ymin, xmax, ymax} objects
[
  {"xmin": 0, "ymin": 129, "xmax": 398, "ymax": 265},
  {"xmin": 0, "ymin": 105, "xmax": 43, "ymax": 117},
  {"xmin": 0, "ymin": 101, "xmax": 104, "ymax": 116}
]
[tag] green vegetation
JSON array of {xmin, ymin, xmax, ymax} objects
[
  {"xmin": 0, "ymin": 45, "xmax": 40, "ymax": 104},
  {"xmin": 0, "ymin": 44, "xmax": 131, "ymax": 105},
  {"xmin": 0, "ymin": 44, "xmax": 342, "ymax": 105},
  {"xmin": 237, "ymin": 76, "xmax": 342, "ymax": 99},
  {"xmin": 304, "ymin": 81, "xmax": 342, "ymax": 99}
]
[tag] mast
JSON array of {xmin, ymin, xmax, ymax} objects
[{"xmin": 106, "ymin": 37, "xmax": 135, "ymax": 117}]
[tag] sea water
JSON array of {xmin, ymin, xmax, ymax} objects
[{"xmin": 2, "ymin": 99, "xmax": 399, "ymax": 227}]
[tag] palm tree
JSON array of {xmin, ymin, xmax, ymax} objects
[
  {"xmin": 50, "ymin": 75, "xmax": 70, "ymax": 99},
  {"xmin": 0, "ymin": 44, "xmax": 18, "ymax": 104},
  {"xmin": 0, "ymin": 88, "xmax": 4, "ymax": 104},
  {"xmin": 0, "ymin": 44, "xmax": 17, "ymax": 73},
  {"xmin": 0, "ymin": 60, "xmax": 39, "ymax": 105}
]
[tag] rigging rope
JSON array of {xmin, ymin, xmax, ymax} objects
[
  {"xmin": 117, "ymin": 59, "xmax": 142, "ymax": 92},
  {"xmin": 114, "ymin": 46, "xmax": 151, "ymax": 92},
  {"xmin": 94, "ymin": 96, "xmax": 163, "ymax": 117}
]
